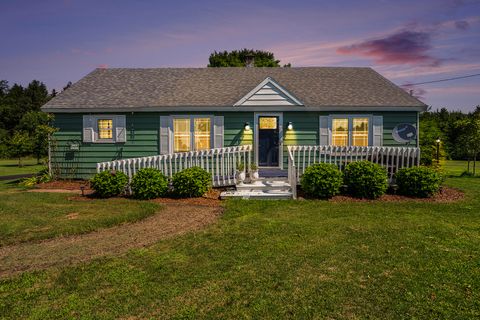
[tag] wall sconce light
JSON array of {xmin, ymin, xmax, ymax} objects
[
  {"xmin": 287, "ymin": 122, "xmax": 293, "ymax": 130},
  {"xmin": 244, "ymin": 122, "xmax": 251, "ymax": 131}
]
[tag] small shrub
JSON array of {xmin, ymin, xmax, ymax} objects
[
  {"xmin": 18, "ymin": 167, "xmax": 52, "ymax": 187},
  {"xmin": 301, "ymin": 163, "xmax": 343, "ymax": 199},
  {"xmin": 395, "ymin": 166, "xmax": 443, "ymax": 198},
  {"xmin": 90, "ymin": 170, "xmax": 128, "ymax": 198},
  {"xmin": 172, "ymin": 167, "xmax": 211, "ymax": 198},
  {"xmin": 131, "ymin": 168, "xmax": 168, "ymax": 200},
  {"xmin": 344, "ymin": 161, "xmax": 388, "ymax": 199}
]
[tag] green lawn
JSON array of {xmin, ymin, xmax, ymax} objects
[
  {"xmin": 441, "ymin": 159, "xmax": 478, "ymax": 177},
  {"xmin": 0, "ymin": 158, "xmax": 44, "ymax": 176},
  {"xmin": 1, "ymin": 175, "xmax": 479, "ymax": 319},
  {"xmin": 0, "ymin": 181, "xmax": 160, "ymax": 246}
]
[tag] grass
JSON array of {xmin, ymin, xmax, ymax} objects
[
  {"xmin": 0, "ymin": 180, "xmax": 160, "ymax": 246},
  {"xmin": 0, "ymin": 158, "xmax": 44, "ymax": 176},
  {"xmin": 0, "ymin": 166, "xmax": 479, "ymax": 318},
  {"xmin": 440, "ymin": 159, "xmax": 479, "ymax": 177}
]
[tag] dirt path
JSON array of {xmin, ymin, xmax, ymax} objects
[{"xmin": 0, "ymin": 202, "xmax": 222, "ymax": 278}]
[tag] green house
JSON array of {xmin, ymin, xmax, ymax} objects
[{"xmin": 42, "ymin": 67, "xmax": 426, "ymax": 194}]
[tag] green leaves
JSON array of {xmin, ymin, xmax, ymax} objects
[
  {"xmin": 131, "ymin": 168, "xmax": 168, "ymax": 200},
  {"xmin": 300, "ymin": 163, "xmax": 343, "ymax": 199},
  {"xmin": 395, "ymin": 166, "xmax": 443, "ymax": 198},
  {"xmin": 90, "ymin": 170, "xmax": 128, "ymax": 198},
  {"xmin": 344, "ymin": 161, "xmax": 388, "ymax": 199},
  {"xmin": 172, "ymin": 167, "xmax": 211, "ymax": 198}
]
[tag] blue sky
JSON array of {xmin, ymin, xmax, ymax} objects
[{"xmin": 1, "ymin": 0, "xmax": 479, "ymax": 111}]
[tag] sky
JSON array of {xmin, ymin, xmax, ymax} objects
[{"xmin": 1, "ymin": 0, "xmax": 479, "ymax": 111}]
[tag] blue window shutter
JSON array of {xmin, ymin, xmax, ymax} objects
[
  {"xmin": 159, "ymin": 116, "xmax": 171, "ymax": 154},
  {"xmin": 372, "ymin": 116, "xmax": 383, "ymax": 146},
  {"xmin": 115, "ymin": 115, "xmax": 126, "ymax": 143},
  {"xmin": 319, "ymin": 116, "xmax": 330, "ymax": 145},
  {"xmin": 214, "ymin": 116, "xmax": 224, "ymax": 149},
  {"xmin": 82, "ymin": 115, "xmax": 94, "ymax": 143}
]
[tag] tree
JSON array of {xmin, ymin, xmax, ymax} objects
[
  {"xmin": 456, "ymin": 118, "xmax": 480, "ymax": 175},
  {"xmin": 419, "ymin": 118, "xmax": 445, "ymax": 165},
  {"xmin": 16, "ymin": 111, "xmax": 55, "ymax": 163},
  {"xmin": 208, "ymin": 49, "xmax": 288, "ymax": 67},
  {"xmin": 8, "ymin": 131, "xmax": 33, "ymax": 167}
]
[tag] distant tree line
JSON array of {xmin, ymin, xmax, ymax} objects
[
  {"xmin": 420, "ymin": 107, "xmax": 480, "ymax": 174},
  {"xmin": 0, "ymin": 80, "xmax": 66, "ymax": 166}
]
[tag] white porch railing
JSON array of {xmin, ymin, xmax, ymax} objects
[
  {"xmin": 97, "ymin": 145, "xmax": 252, "ymax": 187},
  {"xmin": 287, "ymin": 145, "xmax": 420, "ymax": 199}
]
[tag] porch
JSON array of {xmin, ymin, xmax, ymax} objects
[{"xmin": 97, "ymin": 144, "xmax": 420, "ymax": 199}]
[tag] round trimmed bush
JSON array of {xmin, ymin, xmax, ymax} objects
[
  {"xmin": 301, "ymin": 163, "xmax": 343, "ymax": 199},
  {"xmin": 172, "ymin": 166, "xmax": 211, "ymax": 198},
  {"xmin": 344, "ymin": 161, "xmax": 388, "ymax": 199},
  {"xmin": 131, "ymin": 168, "xmax": 168, "ymax": 200},
  {"xmin": 90, "ymin": 170, "xmax": 128, "ymax": 198},
  {"xmin": 395, "ymin": 166, "xmax": 443, "ymax": 198}
]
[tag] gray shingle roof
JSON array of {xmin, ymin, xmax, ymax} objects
[{"xmin": 42, "ymin": 67, "xmax": 426, "ymax": 110}]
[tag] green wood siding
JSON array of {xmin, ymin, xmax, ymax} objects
[{"xmin": 51, "ymin": 111, "xmax": 418, "ymax": 179}]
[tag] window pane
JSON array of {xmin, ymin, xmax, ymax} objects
[
  {"xmin": 194, "ymin": 118, "xmax": 211, "ymax": 150},
  {"xmin": 174, "ymin": 119, "xmax": 191, "ymax": 152},
  {"xmin": 98, "ymin": 119, "xmax": 113, "ymax": 139},
  {"xmin": 352, "ymin": 118, "xmax": 369, "ymax": 146},
  {"xmin": 332, "ymin": 118, "xmax": 349, "ymax": 146},
  {"xmin": 259, "ymin": 117, "xmax": 277, "ymax": 129}
]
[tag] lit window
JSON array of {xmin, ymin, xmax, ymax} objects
[
  {"xmin": 332, "ymin": 118, "xmax": 349, "ymax": 146},
  {"xmin": 259, "ymin": 117, "xmax": 277, "ymax": 129},
  {"xmin": 173, "ymin": 117, "xmax": 212, "ymax": 152},
  {"xmin": 194, "ymin": 118, "xmax": 211, "ymax": 150},
  {"xmin": 352, "ymin": 118, "xmax": 369, "ymax": 146},
  {"xmin": 173, "ymin": 119, "xmax": 191, "ymax": 152},
  {"xmin": 98, "ymin": 119, "xmax": 113, "ymax": 139}
]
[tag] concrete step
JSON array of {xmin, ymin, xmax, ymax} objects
[
  {"xmin": 220, "ymin": 189, "xmax": 293, "ymax": 200},
  {"xmin": 236, "ymin": 180, "xmax": 291, "ymax": 191}
]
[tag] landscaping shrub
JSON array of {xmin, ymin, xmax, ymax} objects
[
  {"xmin": 300, "ymin": 163, "xmax": 343, "ymax": 199},
  {"xmin": 395, "ymin": 166, "xmax": 443, "ymax": 198},
  {"xmin": 344, "ymin": 161, "xmax": 388, "ymax": 199},
  {"xmin": 90, "ymin": 170, "xmax": 128, "ymax": 198},
  {"xmin": 172, "ymin": 166, "xmax": 211, "ymax": 198},
  {"xmin": 131, "ymin": 168, "xmax": 168, "ymax": 200}
]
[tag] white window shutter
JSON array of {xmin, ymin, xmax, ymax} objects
[
  {"xmin": 115, "ymin": 115, "xmax": 127, "ymax": 143},
  {"xmin": 82, "ymin": 115, "xmax": 94, "ymax": 143},
  {"xmin": 319, "ymin": 116, "xmax": 330, "ymax": 145},
  {"xmin": 372, "ymin": 116, "xmax": 383, "ymax": 146},
  {"xmin": 214, "ymin": 116, "xmax": 224, "ymax": 149},
  {"xmin": 159, "ymin": 116, "xmax": 171, "ymax": 154}
]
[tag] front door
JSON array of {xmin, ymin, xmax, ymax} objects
[{"xmin": 258, "ymin": 116, "xmax": 280, "ymax": 167}]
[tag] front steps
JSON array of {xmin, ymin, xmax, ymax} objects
[{"xmin": 220, "ymin": 179, "xmax": 293, "ymax": 200}]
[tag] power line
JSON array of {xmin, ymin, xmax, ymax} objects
[{"xmin": 402, "ymin": 72, "xmax": 480, "ymax": 86}]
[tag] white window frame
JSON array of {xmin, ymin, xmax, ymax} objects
[
  {"xmin": 93, "ymin": 115, "xmax": 116, "ymax": 143},
  {"xmin": 170, "ymin": 115, "xmax": 214, "ymax": 152},
  {"xmin": 329, "ymin": 114, "xmax": 373, "ymax": 146}
]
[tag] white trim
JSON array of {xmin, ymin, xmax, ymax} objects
[
  {"xmin": 254, "ymin": 112, "xmax": 283, "ymax": 169},
  {"xmin": 43, "ymin": 106, "xmax": 427, "ymax": 113},
  {"xmin": 234, "ymin": 77, "xmax": 303, "ymax": 106},
  {"xmin": 329, "ymin": 114, "xmax": 373, "ymax": 146},
  {"xmin": 170, "ymin": 115, "xmax": 214, "ymax": 152}
]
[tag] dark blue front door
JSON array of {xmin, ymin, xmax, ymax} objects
[{"xmin": 258, "ymin": 116, "xmax": 279, "ymax": 167}]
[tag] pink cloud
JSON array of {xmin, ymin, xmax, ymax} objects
[{"xmin": 337, "ymin": 30, "xmax": 441, "ymax": 67}]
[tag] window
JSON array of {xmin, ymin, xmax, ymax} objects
[
  {"xmin": 352, "ymin": 118, "xmax": 369, "ymax": 146},
  {"xmin": 98, "ymin": 119, "xmax": 113, "ymax": 139},
  {"xmin": 173, "ymin": 117, "xmax": 212, "ymax": 152},
  {"xmin": 194, "ymin": 118, "xmax": 211, "ymax": 150},
  {"xmin": 259, "ymin": 117, "xmax": 277, "ymax": 129},
  {"xmin": 331, "ymin": 116, "xmax": 370, "ymax": 146},
  {"xmin": 332, "ymin": 118, "xmax": 349, "ymax": 146}
]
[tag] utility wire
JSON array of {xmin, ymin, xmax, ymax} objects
[{"xmin": 402, "ymin": 72, "xmax": 480, "ymax": 86}]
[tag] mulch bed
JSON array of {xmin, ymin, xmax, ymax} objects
[
  {"xmin": 35, "ymin": 180, "xmax": 90, "ymax": 191},
  {"xmin": 323, "ymin": 187, "xmax": 464, "ymax": 203}
]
